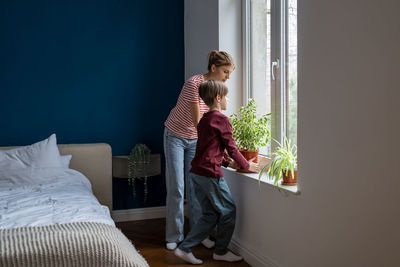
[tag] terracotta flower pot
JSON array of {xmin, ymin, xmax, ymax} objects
[
  {"xmin": 237, "ymin": 150, "xmax": 258, "ymax": 173},
  {"xmin": 281, "ymin": 170, "xmax": 297, "ymax": 186}
]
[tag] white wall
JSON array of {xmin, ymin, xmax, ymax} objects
[
  {"xmin": 218, "ymin": 0, "xmax": 243, "ymax": 116},
  {"xmin": 224, "ymin": 0, "xmax": 400, "ymax": 266},
  {"xmin": 184, "ymin": 0, "xmax": 219, "ymax": 80},
  {"xmin": 184, "ymin": 0, "xmax": 243, "ymax": 116}
]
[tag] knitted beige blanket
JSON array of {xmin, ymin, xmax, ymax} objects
[{"xmin": 0, "ymin": 222, "xmax": 149, "ymax": 267}]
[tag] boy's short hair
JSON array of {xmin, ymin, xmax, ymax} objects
[{"xmin": 198, "ymin": 80, "xmax": 229, "ymax": 107}]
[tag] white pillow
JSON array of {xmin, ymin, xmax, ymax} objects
[
  {"xmin": 60, "ymin": 154, "xmax": 72, "ymax": 168},
  {"xmin": 0, "ymin": 134, "xmax": 63, "ymax": 170}
]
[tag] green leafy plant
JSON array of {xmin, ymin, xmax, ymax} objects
[
  {"xmin": 259, "ymin": 136, "xmax": 297, "ymax": 186},
  {"xmin": 128, "ymin": 144, "xmax": 151, "ymax": 202},
  {"xmin": 230, "ymin": 98, "xmax": 271, "ymax": 151}
]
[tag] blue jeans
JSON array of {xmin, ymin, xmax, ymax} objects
[
  {"xmin": 178, "ymin": 173, "xmax": 236, "ymax": 255},
  {"xmin": 164, "ymin": 128, "xmax": 202, "ymax": 243}
]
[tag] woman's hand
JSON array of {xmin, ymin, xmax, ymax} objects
[{"xmin": 228, "ymin": 160, "xmax": 239, "ymax": 169}]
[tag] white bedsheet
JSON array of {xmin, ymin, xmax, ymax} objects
[{"xmin": 0, "ymin": 167, "xmax": 115, "ymax": 229}]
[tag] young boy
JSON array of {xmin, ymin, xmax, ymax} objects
[{"xmin": 174, "ymin": 80, "xmax": 259, "ymax": 264}]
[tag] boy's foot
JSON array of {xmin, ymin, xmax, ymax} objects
[
  {"xmin": 166, "ymin": 242, "xmax": 177, "ymax": 250},
  {"xmin": 174, "ymin": 248, "xmax": 203, "ymax": 265},
  {"xmin": 201, "ymin": 237, "xmax": 215, "ymax": 248},
  {"xmin": 213, "ymin": 251, "xmax": 243, "ymax": 262}
]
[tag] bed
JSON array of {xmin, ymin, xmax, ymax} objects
[{"xmin": 0, "ymin": 134, "xmax": 149, "ymax": 267}]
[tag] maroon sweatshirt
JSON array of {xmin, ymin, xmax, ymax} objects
[{"xmin": 190, "ymin": 110, "xmax": 250, "ymax": 178}]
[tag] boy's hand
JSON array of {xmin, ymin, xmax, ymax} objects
[{"xmin": 248, "ymin": 157, "xmax": 260, "ymax": 173}]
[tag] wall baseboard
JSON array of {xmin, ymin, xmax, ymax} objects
[
  {"xmin": 229, "ymin": 237, "xmax": 279, "ymax": 267},
  {"xmin": 112, "ymin": 206, "xmax": 166, "ymax": 222}
]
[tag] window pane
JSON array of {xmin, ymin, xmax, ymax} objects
[
  {"xmin": 250, "ymin": 0, "xmax": 271, "ymax": 116},
  {"xmin": 250, "ymin": 0, "xmax": 271, "ymax": 155},
  {"xmin": 247, "ymin": 0, "xmax": 297, "ymax": 154},
  {"xmin": 286, "ymin": 0, "xmax": 297, "ymax": 145}
]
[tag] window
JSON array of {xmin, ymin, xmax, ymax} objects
[{"xmin": 243, "ymin": 0, "xmax": 297, "ymax": 153}]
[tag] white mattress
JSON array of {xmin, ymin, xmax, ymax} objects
[{"xmin": 0, "ymin": 167, "xmax": 115, "ymax": 229}]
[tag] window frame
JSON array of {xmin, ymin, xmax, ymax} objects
[{"xmin": 242, "ymin": 0, "xmax": 296, "ymax": 152}]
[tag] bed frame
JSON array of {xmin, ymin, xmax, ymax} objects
[{"xmin": 0, "ymin": 143, "xmax": 113, "ymax": 211}]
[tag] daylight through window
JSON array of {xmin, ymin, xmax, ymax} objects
[{"xmin": 245, "ymin": 0, "xmax": 297, "ymax": 154}]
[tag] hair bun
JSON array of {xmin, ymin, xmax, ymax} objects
[{"xmin": 207, "ymin": 50, "xmax": 234, "ymax": 71}]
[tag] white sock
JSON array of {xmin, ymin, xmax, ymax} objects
[
  {"xmin": 174, "ymin": 248, "xmax": 203, "ymax": 265},
  {"xmin": 166, "ymin": 242, "xmax": 177, "ymax": 250},
  {"xmin": 201, "ymin": 237, "xmax": 215, "ymax": 248},
  {"xmin": 213, "ymin": 251, "xmax": 243, "ymax": 262}
]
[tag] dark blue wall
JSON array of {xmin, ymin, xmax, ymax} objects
[{"xmin": 0, "ymin": 0, "xmax": 184, "ymax": 209}]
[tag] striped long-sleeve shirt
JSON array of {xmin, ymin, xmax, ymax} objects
[{"xmin": 164, "ymin": 75, "xmax": 209, "ymax": 139}]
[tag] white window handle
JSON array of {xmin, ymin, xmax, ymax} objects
[{"xmin": 272, "ymin": 59, "xmax": 280, "ymax": 80}]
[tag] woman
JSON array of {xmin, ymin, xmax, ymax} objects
[{"xmin": 164, "ymin": 50, "xmax": 235, "ymax": 250}]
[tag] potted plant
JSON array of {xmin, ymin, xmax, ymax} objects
[
  {"xmin": 259, "ymin": 136, "xmax": 297, "ymax": 186},
  {"xmin": 230, "ymin": 98, "xmax": 271, "ymax": 172},
  {"xmin": 128, "ymin": 144, "xmax": 151, "ymax": 202}
]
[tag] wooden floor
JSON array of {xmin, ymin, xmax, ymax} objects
[{"xmin": 117, "ymin": 218, "xmax": 251, "ymax": 267}]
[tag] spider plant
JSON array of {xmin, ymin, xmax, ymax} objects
[
  {"xmin": 128, "ymin": 144, "xmax": 151, "ymax": 201},
  {"xmin": 259, "ymin": 136, "xmax": 297, "ymax": 186}
]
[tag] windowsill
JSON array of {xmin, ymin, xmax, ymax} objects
[{"xmin": 223, "ymin": 166, "xmax": 300, "ymax": 195}]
